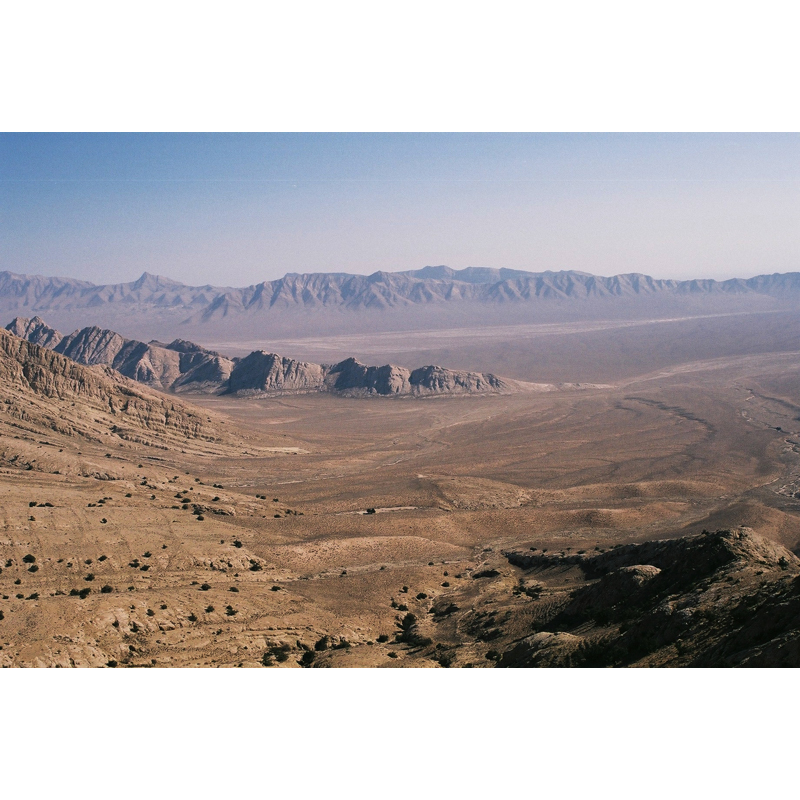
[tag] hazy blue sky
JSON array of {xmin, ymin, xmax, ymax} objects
[{"xmin": 1, "ymin": 133, "xmax": 798, "ymax": 286}]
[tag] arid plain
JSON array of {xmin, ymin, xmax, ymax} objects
[{"xmin": 2, "ymin": 310, "xmax": 800, "ymax": 667}]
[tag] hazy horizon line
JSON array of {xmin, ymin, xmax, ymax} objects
[{"xmin": 3, "ymin": 263, "xmax": 799, "ymax": 289}]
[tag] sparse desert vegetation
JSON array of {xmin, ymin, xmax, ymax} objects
[{"xmin": 1, "ymin": 309, "xmax": 800, "ymax": 668}]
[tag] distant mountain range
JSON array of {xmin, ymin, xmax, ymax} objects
[
  {"xmin": 1, "ymin": 266, "xmax": 799, "ymax": 342},
  {"xmin": 3, "ymin": 265, "xmax": 800, "ymax": 315},
  {"xmin": 5, "ymin": 316, "xmax": 520, "ymax": 397}
]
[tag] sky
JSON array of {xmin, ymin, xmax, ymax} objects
[{"xmin": 1, "ymin": 132, "xmax": 798, "ymax": 287}]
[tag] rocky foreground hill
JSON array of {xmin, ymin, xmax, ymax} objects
[
  {"xmin": 6, "ymin": 317, "xmax": 518, "ymax": 397},
  {"xmin": 472, "ymin": 527, "xmax": 800, "ymax": 667}
]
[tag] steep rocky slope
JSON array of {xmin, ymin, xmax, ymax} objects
[{"xmin": 0, "ymin": 328, "xmax": 225, "ymax": 466}]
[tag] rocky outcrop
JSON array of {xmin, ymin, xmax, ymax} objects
[
  {"xmin": 227, "ymin": 351, "xmax": 327, "ymax": 394},
  {"xmin": 325, "ymin": 358, "xmax": 411, "ymax": 395},
  {"xmin": 409, "ymin": 364, "xmax": 505, "ymax": 394},
  {"xmin": 229, "ymin": 355, "xmax": 511, "ymax": 397},
  {"xmin": 496, "ymin": 528, "xmax": 800, "ymax": 667}
]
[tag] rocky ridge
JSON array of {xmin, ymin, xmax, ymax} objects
[{"xmin": 7, "ymin": 317, "xmax": 517, "ymax": 398}]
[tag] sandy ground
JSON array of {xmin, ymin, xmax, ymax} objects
[{"xmin": 3, "ymin": 341, "xmax": 800, "ymax": 666}]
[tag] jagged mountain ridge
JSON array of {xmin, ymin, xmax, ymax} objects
[
  {"xmin": 6, "ymin": 317, "xmax": 518, "ymax": 397},
  {"xmin": 3, "ymin": 267, "xmax": 800, "ymax": 321}
]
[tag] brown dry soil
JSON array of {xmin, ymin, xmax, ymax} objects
[{"xmin": 3, "ymin": 344, "xmax": 800, "ymax": 667}]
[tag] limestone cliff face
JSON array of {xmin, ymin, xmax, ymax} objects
[
  {"xmin": 322, "ymin": 358, "xmax": 509, "ymax": 396},
  {"xmin": 408, "ymin": 364, "xmax": 506, "ymax": 395},
  {"xmin": 227, "ymin": 351, "xmax": 327, "ymax": 394},
  {"xmin": 224, "ymin": 354, "xmax": 511, "ymax": 397},
  {"xmin": 325, "ymin": 358, "xmax": 411, "ymax": 395}
]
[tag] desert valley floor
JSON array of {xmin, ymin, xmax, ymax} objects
[{"xmin": 2, "ymin": 325, "xmax": 800, "ymax": 667}]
